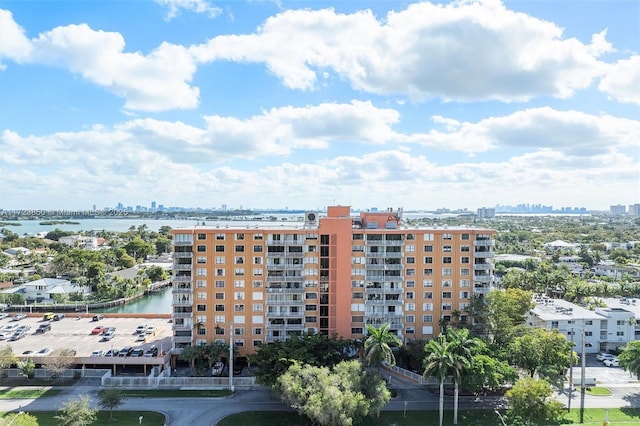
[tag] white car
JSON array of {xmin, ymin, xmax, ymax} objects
[
  {"xmin": 90, "ymin": 350, "xmax": 104, "ymax": 357},
  {"xmin": 596, "ymin": 353, "xmax": 616, "ymax": 362},
  {"xmin": 36, "ymin": 348, "xmax": 53, "ymax": 357},
  {"xmin": 144, "ymin": 325, "xmax": 156, "ymax": 335},
  {"xmin": 604, "ymin": 358, "xmax": 620, "ymax": 367},
  {"xmin": 135, "ymin": 324, "xmax": 148, "ymax": 334}
]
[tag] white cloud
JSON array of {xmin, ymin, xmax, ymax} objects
[
  {"xmin": 155, "ymin": 0, "xmax": 222, "ymax": 21},
  {"xmin": 415, "ymin": 107, "xmax": 640, "ymax": 155},
  {"xmin": 599, "ymin": 55, "xmax": 640, "ymax": 105},
  {"xmin": 0, "ymin": 9, "xmax": 32, "ymax": 66},
  {"xmin": 192, "ymin": 1, "xmax": 612, "ymax": 101}
]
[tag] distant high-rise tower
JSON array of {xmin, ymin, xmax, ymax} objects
[
  {"xmin": 629, "ymin": 204, "xmax": 640, "ymax": 216},
  {"xmin": 477, "ymin": 207, "xmax": 496, "ymax": 219},
  {"xmin": 610, "ymin": 205, "xmax": 626, "ymax": 215},
  {"xmin": 151, "ymin": 201, "xmax": 157, "ymax": 212}
]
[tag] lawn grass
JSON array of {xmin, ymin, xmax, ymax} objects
[
  {"xmin": 218, "ymin": 408, "xmax": 640, "ymax": 426},
  {"xmin": 2, "ymin": 411, "xmax": 166, "ymax": 425},
  {"xmin": 585, "ymin": 386, "xmax": 612, "ymax": 396},
  {"xmin": 118, "ymin": 389, "xmax": 232, "ymax": 398},
  {"xmin": 0, "ymin": 388, "xmax": 62, "ymax": 399}
]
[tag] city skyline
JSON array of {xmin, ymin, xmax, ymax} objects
[{"xmin": 0, "ymin": 0, "xmax": 638, "ymax": 211}]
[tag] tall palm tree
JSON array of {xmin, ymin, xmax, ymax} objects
[
  {"xmin": 364, "ymin": 323, "xmax": 402, "ymax": 368},
  {"xmin": 447, "ymin": 328, "xmax": 480, "ymax": 425},
  {"xmin": 423, "ymin": 334, "xmax": 455, "ymax": 426}
]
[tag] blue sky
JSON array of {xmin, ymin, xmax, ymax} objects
[{"xmin": 0, "ymin": 0, "xmax": 638, "ymax": 212}]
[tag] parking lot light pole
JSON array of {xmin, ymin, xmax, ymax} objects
[
  {"xmin": 229, "ymin": 322, "xmax": 234, "ymax": 392},
  {"xmin": 580, "ymin": 328, "xmax": 586, "ymax": 424}
]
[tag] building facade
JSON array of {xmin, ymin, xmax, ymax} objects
[{"xmin": 170, "ymin": 206, "xmax": 496, "ymax": 355}]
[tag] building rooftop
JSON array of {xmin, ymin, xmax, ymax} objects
[{"xmin": 532, "ymin": 296, "xmax": 601, "ymax": 321}]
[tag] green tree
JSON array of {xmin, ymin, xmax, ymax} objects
[
  {"xmin": 17, "ymin": 358, "xmax": 35, "ymax": 380},
  {"xmin": 447, "ymin": 328, "xmax": 480, "ymax": 425},
  {"xmin": 0, "ymin": 345, "xmax": 16, "ymax": 385},
  {"xmin": 505, "ymin": 378, "xmax": 564, "ymax": 425},
  {"xmin": 43, "ymin": 349, "xmax": 76, "ymax": 380},
  {"xmin": 276, "ymin": 360, "xmax": 390, "ymax": 426},
  {"xmin": 363, "ymin": 323, "xmax": 402, "ymax": 367},
  {"xmin": 423, "ymin": 334, "xmax": 455, "ymax": 426},
  {"xmin": 98, "ymin": 388, "xmax": 125, "ymax": 420},
  {"xmin": 461, "ymin": 353, "xmax": 517, "ymax": 394},
  {"xmin": 618, "ymin": 340, "xmax": 640, "ymax": 379},
  {"xmin": 146, "ymin": 265, "xmax": 167, "ymax": 283},
  {"xmin": 55, "ymin": 394, "xmax": 98, "ymax": 426},
  {"xmin": 122, "ymin": 237, "xmax": 155, "ymax": 261},
  {"xmin": 0, "ymin": 412, "xmax": 39, "ymax": 425}
]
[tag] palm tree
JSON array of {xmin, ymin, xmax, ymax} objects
[
  {"xmin": 423, "ymin": 334, "xmax": 454, "ymax": 426},
  {"xmin": 364, "ymin": 323, "xmax": 402, "ymax": 368},
  {"xmin": 447, "ymin": 328, "xmax": 480, "ymax": 425}
]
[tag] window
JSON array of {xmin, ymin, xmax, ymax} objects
[
  {"xmin": 215, "ymin": 245, "xmax": 225, "ymax": 252},
  {"xmin": 234, "ymin": 292, "xmax": 244, "ymax": 300},
  {"xmin": 215, "ymin": 327, "xmax": 225, "ymax": 335},
  {"xmin": 443, "ymin": 257, "xmax": 452, "ymax": 264},
  {"xmin": 405, "ymin": 303, "xmax": 415, "ymax": 311},
  {"xmin": 215, "ymin": 268, "xmax": 224, "ymax": 276},
  {"xmin": 405, "ymin": 280, "xmax": 415, "ymax": 288},
  {"xmin": 405, "ymin": 244, "xmax": 416, "ymax": 252},
  {"xmin": 424, "ymin": 245, "xmax": 433, "ymax": 252},
  {"xmin": 461, "ymin": 245, "xmax": 470, "ymax": 252},
  {"xmin": 442, "ymin": 292, "xmax": 452, "ymax": 299},
  {"xmin": 442, "ymin": 279, "xmax": 452, "ymax": 287},
  {"xmin": 215, "ymin": 304, "xmax": 225, "ymax": 311},
  {"xmin": 215, "ymin": 280, "xmax": 225, "ymax": 288},
  {"xmin": 405, "ymin": 326, "xmax": 415, "ymax": 334},
  {"xmin": 352, "ymin": 292, "xmax": 364, "ymax": 300},
  {"xmin": 197, "ymin": 257, "xmax": 207, "ymax": 264},
  {"xmin": 351, "ymin": 316, "xmax": 363, "ymax": 323},
  {"xmin": 215, "ymin": 256, "xmax": 225, "ymax": 264},
  {"xmin": 254, "ymin": 233, "xmax": 263, "ymax": 240},
  {"xmin": 215, "ymin": 293, "xmax": 224, "ymax": 300},
  {"xmin": 585, "ymin": 331, "xmax": 593, "ymax": 336},
  {"xmin": 617, "ymin": 320, "xmax": 626, "ymax": 326},
  {"xmin": 353, "ymin": 233, "xmax": 364, "ymax": 240},
  {"xmin": 443, "ymin": 233, "xmax": 452, "ymax": 240},
  {"xmin": 423, "ymin": 315, "xmax": 433, "ymax": 322},
  {"xmin": 235, "ymin": 256, "xmax": 244, "ymax": 264},
  {"xmin": 423, "ymin": 291, "xmax": 433, "ymax": 299},
  {"xmin": 196, "ymin": 268, "xmax": 207, "ymax": 277},
  {"xmin": 423, "ymin": 303, "xmax": 433, "ymax": 311},
  {"xmin": 442, "ymin": 268, "xmax": 452, "ymax": 276},
  {"xmin": 234, "ymin": 280, "xmax": 245, "ymax": 288},
  {"xmin": 197, "ymin": 245, "xmax": 206, "ymax": 252},
  {"xmin": 443, "ymin": 246, "xmax": 452, "ymax": 252},
  {"xmin": 405, "ymin": 292, "xmax": 415, "ymax": 300},
  {"xmin": 406, "ymin": 256, "xmax": 415, "ymax": 264},
  {"xmin": 461, "ymin": 256, "xmax": 469, "ymax": 264},
  {"xmin": 253, "ymin": 268, "xmax": 263, "ymax": 276},
  {"xmin": 423, "ymin": 280, "xmax": 433, "ymax": 287},
  {"xmin": 234, "ymin": 268, "xmax": 245, "ymax": 276},
  {"xmin": 236, "ymin": 233, "xmax": 245, "ymax": 240},
  {"xmin": 196, "ymin": 280, "xmax": 206, "ymax": 288},
  {"xmin": 442, "ymin": 303, "xmax": 452, "ymax": 311},
  {"xmin": 424, "ymin": 257, "xmax": 433, "ymax": 264},
  {"xmin": 459, "ymin": 291, "xmax": 470, "ymax": 299},
  {"xmin": 351, "ymin": 328, "xmax": 364, "ymax": 334},
  {"xmin": 235, "ymin": 245, "xmax": 245, "ymax": 253},
  {"xmin": 406, "ymin": 268, "xmax": 415, "ymax": 276},
  {"xmin": 215, "ymin": 233, "xmax": 225, "ymax": 240},
  {"xmin": 460, "ymin": 279, "xmax": 470, "ymax": 287},
  {"xmin": 253, "ymin": 245, "xmax": 263, "ymax": 252},
  {"xmin": 253, "ymin": 257, "xmax": 263, "ymax": 265},
  {"xmin": 197, "ymin": 304, "xmax": 207, "ymax": 312},
  {"xmin": 585, "ymin": 320, "xmax": 593, "ymax": 326},
  {"xmin": 253, "ymin": 328, "xmax": 263, "ymax": 335},
  {"xmin": 424, "ymin": 268, "xmax": 433, "ymax": 275},
  {"xmin": 461, "ymin": 233, "xmax": 470, "ymax": 240},
  {"xmin": 305, "ymin": 304, "xmax": 317, "ymax": 311},
  {"xmin": 423, "ymin": 233, "xmax": 434, "ymax": 241},
  {"xmin": 617, "ymin": 331, "xmax": 625, "ymax": 336},
  {"xmin": 197, "ymin": 292, "xmax": 207, "ymax": 300},
  {"xmin": 551, "ymin": 321, "xmax": 559, "ymax": 329},
  {"xmin": 253, "ymin": 281, "xmax": 263, "ymax": 288},
  {"xmin": 306, "ymin": 293, "xmax": 318, "ymax": 299},
  {"xmin": 306, "ymin": 316, "xmax": 318, "ymax": 323},
  {"xmin": 460, "ymin": 268, "xmax": 470, "ymax": 276},
  {"xmin": 252, "ymin": 304, "xmax": 263, "ymax": 312},
  {"xmin": 197, "ymin": 233, "xmax": 206, "ymax": 240},
  {"xmin": 406, "ymin": 234, "xmax": 415, "ymax": 240},
  {"xmin": 235, "ymin": 304, "xmax": 245, "ymax": 312}
]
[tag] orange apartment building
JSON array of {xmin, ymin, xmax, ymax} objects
[{"xmin": 170, "ymin": 206, "xmax": 495, "ymax": 356}]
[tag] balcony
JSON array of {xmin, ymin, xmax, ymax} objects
[
  {"xmin": 173, "ymin": 251, "xmax": 193, "ymax": 259},
  {"xmin": 474, "ymin": 240, "xmax": 495, "ymax": 247},
  {"xmin": 173, "ymin": 312, "xmax": 193, "ymax": 319},
  {"xmin": 172, "ymin": 276, "xmax": 192, "ymax": 283},
  {"xmin": 174, "ymin": 240, "xmax": 193, "ymax": 246},
  {"xmin": 473, "ymin": 263, "xmax": 493, "ymax": 270},
  {"xmin": 382, "ymin": 240, "xmax": 403, "ymax": 246},
  {"xmin": 174, "ymin": 263, "xmax": 193, "ymax": 271},
  {"xmin": 266, "ymin": 286, "xmax": 304, "ymax": 293},
  {"xmin": 265, "ymin": 298, "xmax": 304, "ymax": 305},
  {"xmin": 265, "ymin": 311, "xmax": 305, "ymax": 318},
  {"xmin": 473, "ymin": 275, "xmax": 492, "ymax": 283},
  {"xmin": 173, "ymin": 335, "xmax": 193, "ymax": 343},
  {"xmin": 266, "ymin": 275, "xmax": 304, "ymax": 283},
  {"xmin": 172, "ymin": 299, "xmax": 193, "ymax": 307},
  {"xmin": 172, "ymin": 322, "xmax": 193, "ymax": 331},
  {"xmin": 172, "ymin": 286, "xmax": 193, "ymax": 294},
  {"xmin": 266, "ymin": 323, "xmax": 305, "ymax": 331},
  {"xmin": 473, "ymin": 251, "xmax": 493, "ymax": 258}
]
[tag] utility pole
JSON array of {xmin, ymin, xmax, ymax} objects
[
  {"xmin": 580, "ymin": 328, "xmax": 586, "ymax": 423},
  {"xmin": 568, "ymin": 327, "xmax": 574, "ymax": 412},
  {"xmin": 229, "ymin": 322, "xmax": 234, "ymax": 392}
]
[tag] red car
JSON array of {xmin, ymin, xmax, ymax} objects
[{"xmin": 91, "ymin": 326, "xmax": 105, "ymax": 335}]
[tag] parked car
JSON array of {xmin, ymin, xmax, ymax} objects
[
  {"xmin": 104, "ymin": 349, "xmax": 117, "ymax": 357},
  {"xmin": 22, "ymin": 350, "xmax": 36, "ymax": 356},
  {"xmin": 604, "ymin": 358, "xmax": 620, "ymax": 367},
  {"xmin": 36, "ymin": 348, "xmax": 53, "ymax": 357},
  {"xmin": 0, "ymin": 313, "xmax": 9, "ymax": 320},
  {"xmin": 144, "ymin": 345, "xmax": 159, "ymax": 357},
  {"xmin": 118, "ymin": 346, "xmax": 133, "ymax": 357},
  {"xmin": 136, "ymin": 333, "xmax": 147, "ymax": 342},
  {"xmin": 135, "ymin": 324, "xmax": 148, "ymax": 334},
  {"xmin": 2, "ymin": 324, "xmax": 18, "ymax": 332},
  {"xmin": 91, "ymin": 326, "xmax": 106, "ymax": 335},
  {"xmin": 16, "ymin": 325, "xmax": 31, "ymax": 333},
  {"xmin": 52, "ymin": 313, "xmax": 65, "ymax": 321},
  {"xmin": 130, "ymin": 348, "xmax": 145, "ymax": 357},
  {"xmin": 101, "ymin": 331, "xmax": 115, "ymax": 341},
  {"xmin": 144, "ymin": 325, "xmax": 157, "ymax": 335},
  {"xmin": 11, "ymin": 314, "xmax": 26, "ymax": 322},
  {"xmin": 90, "ymin": 350, "xmax": 104, "ymax": 357},
  {"xmin": 104, "ymin": 326, "xmax": 116, "ymax": 334},
  {"xmin": 92, "ymin": 315, "xmax": 104, "ymax": 322},
  {"xmin": 212, "ymin": 361, "xmax": 224, "ymax": 376},
  {"xmin": 596, "ymin": 353, "xmax": 616, "ymax": 362},
  {"xmin": 43, "ymin": 312, "xmax": 55, "ymax": 321},
  {"xmin": 9, "ymin": 331, "xmax": 25, "ymax": 341},
  {"xmin": 35, "ymin": 323, "xmax": 51, "ymax": 333}
]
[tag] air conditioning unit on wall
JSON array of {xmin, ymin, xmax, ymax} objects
[{"xmin": 305, "ymin": 212, "xmax": 318, "ymax": 223}]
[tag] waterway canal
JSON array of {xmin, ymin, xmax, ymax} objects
[{"xmin": 97, "ymin": 286, "xmax": 172, "ymax": 314}]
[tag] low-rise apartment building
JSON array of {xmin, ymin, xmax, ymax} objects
[
  {"xmin": 528, "ymin": 295, "xmax": 639, "ymax": 353},
  {"xmin": 170, "ymin": 206, "xmax": 496, "ymax": 356}
]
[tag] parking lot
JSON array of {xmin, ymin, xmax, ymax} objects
[
  {"xmin": 0, "ymin": 313, "xmax": 172, "ymax": 360},
  {"xmin": 573, "ymin": 354, "xmax": 636, "ymax": 385}
]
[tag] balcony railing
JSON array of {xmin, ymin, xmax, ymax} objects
[
  {"xmin": 172, "ymin": 276, "xmax": 192, "ymax": 283},
  {"xmin": 473, "ymin": 263, "xmax": 493, "ymax": 270},
  {"xmin": 172, "ymin": 287, "xmax": 193, "ymax": 294},
  {"xmin": 172, "ymin": 312, "xmax": 193, "ymax": 319},
  {"xmin": 173, "ymin": 335, "xmax": 193, "ymax": 343},
  {"xmin": 174, "ymin": 264, "xmax": 193, "ymax": 271},
  {"xmin": 172, "ymin": 299, "xmax": 193, "ymax": 306},
  {"xmin": 473, "ymin": 240, "xmax": 495, "ymax": 247},
  {"xmin": 473, "ymin": 251, "xmax": 493, "ymax": 258}
]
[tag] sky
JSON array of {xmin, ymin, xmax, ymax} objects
[{"xmin": 0, "ymin": 0, "xmax": 638, "ymax": 212}]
